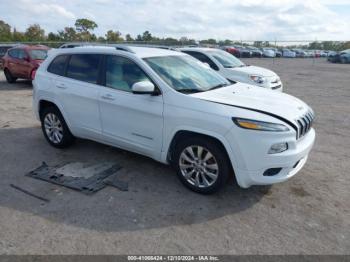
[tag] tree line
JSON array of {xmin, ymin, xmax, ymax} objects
[{"xmin": 0, "ymin": 18, "xmax": 349, "ymax": 51}]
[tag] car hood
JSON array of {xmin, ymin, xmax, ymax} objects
[
  {"xmin": 190, "ymin": 83, "xmax": 310, "ymax": 123},
  {"xmin": 229, "ymin": 65, "xmax": 276, "ymax": 77}
]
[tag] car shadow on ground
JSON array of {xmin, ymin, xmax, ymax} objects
[
  {"xmin": 0, "ymin": 79, "xmax": 32, "ymax": 90},
  {"xmin": 0, "ymin": 126, "xmax": 271, "ymax": 232}
]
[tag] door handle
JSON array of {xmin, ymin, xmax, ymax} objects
[
  {"xmin": 101, "ymin": 94, "xmax": 115, "ymax": 101},
  {"xmin": 56, "ymin": 83, "xmax": 67, "ymax": 89}
]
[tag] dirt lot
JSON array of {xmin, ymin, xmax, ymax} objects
[{"xmin": 0, "ymin": 58, "xmax": 349, "ymax": 255}]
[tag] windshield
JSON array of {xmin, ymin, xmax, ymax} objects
[
  {"xmin": 208, "ymin": 50, "xmax": 245, "ymax": 68},
  {"xmin": 144, "ymin": 55, "xmax": 230, "ymax": 93},
  {"xmin": 29, "ymin": 49, "xmax": 48, "ymax": 60}
]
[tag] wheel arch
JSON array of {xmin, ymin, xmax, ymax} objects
[
  {"xmin": 165, "ymin": 129, "xmax": 236, "ymax": 178},
  {"xmin": 37, "ymin": 99, "xmax": 72, "ymax": 131}
]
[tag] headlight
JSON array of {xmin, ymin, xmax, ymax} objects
[
  {"xmin": 250, "ymin": 75, "xmax": 266, "ymax": 84},
  {"xmin": 232, "ymin": 118, "xmax": 289, "ymax": 132}
]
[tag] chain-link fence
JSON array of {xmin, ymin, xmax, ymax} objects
[{"xmin": 1, "ymin": 40, "xmax": 349, "ymax": 66}]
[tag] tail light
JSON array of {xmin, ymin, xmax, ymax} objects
[{"xmin": 31, "ymin": 69, "xmax": 37, "ymax": 80}]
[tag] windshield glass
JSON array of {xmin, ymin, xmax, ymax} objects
[
  {"xmin": 207, "ymin": 50, "xmax": 245, "ymax": 68},
  {"xmin": 144, "ymin": 55, "xmax": 230, "ymax": 93},
  {"xmin": 29, "ymin": 49, "xmax": 48, "ymax": 60}
]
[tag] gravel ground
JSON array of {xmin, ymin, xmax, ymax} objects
[{"xmin": 0, "ymin": 58, "xmax": 349, "ymax": 255}]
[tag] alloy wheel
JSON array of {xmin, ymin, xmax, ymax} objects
[
  {"xmin": 44, "ymin": 113, "xmax": 63, "ymax": 144},
  {"xmin": 179, "ymin": 145, "xmax": 219, "ymax": 188}
]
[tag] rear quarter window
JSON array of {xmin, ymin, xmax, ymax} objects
[
  {"xmin": 47, "ymin": 55, "xmax": 69, "ymax": 76},
  {"xmin": 66, "ymin": 54, "xmax": 101, "ymax": 84}
]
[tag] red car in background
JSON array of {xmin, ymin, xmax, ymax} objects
[{"xmin": 3, "ymin": 45, "xmax": 49, "ymax": 83}]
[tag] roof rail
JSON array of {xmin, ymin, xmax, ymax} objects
[
  {"xmin": 111, "ymin": 44, "xmax": 135, "ymax": 53},
  {"xmin": 124, "ymin": 44, "xmax": 179, "ymax": 51}
]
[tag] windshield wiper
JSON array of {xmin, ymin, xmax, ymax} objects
[
  {"xmin": 177, "ymin": 89, "xmax": 203, "ymax": 93},
  {"xmin": 208, "ymin": 83, "xmax": 229, "ymax": 91}
]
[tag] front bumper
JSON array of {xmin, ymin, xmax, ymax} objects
[{"xmin": 225, "ymin": 127, "xmax": 316, "ymax": 188}]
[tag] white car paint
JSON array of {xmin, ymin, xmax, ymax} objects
[
  {"xmin": 262, "ymin": 48, "xmax": 276, "ymax": 58},
  {"xmin": 180, "ymin": 48, "xmax": 283, "ymax": 91},
  {"xmin": 282, "ymin": 49, "xmax": 297, "ymax": 58},
  {"xmin": 33, "ymin": 46, "xmax": 315, "ymax": 189}
]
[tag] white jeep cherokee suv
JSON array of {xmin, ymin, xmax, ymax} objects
[
  {"xmin": 180, "ymin": 47, "xmax": 283, "ymax": 91},
  {"xmin": 33, "ymin": 45, "xmax": 315, "ymax": 194}
]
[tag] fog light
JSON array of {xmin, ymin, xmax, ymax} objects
[{"xmin": 268, "ymin": 143, "xmax": 288, "ymax": 154}]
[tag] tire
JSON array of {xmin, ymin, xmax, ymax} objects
[
  {"xmin": 340, "ymin": 57, "xmax": 347, "ymax": 64},
  {"xmin": 173, "ymin": 136, "xmax": 231, "ymax": 194},
  {"xmin": 40, "ymin": 106, "xmax": 75, "ymax": 148},
  {"xmin": 4, "ymin": 68, "xmax": 17, "ymax": 83}
]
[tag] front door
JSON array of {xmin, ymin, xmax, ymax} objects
[{"xmin": 98, "ymin": 55, "xmax": 164, "ymax": 159}]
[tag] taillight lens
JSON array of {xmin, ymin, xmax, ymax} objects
[{"xmin": 31, "ymin": 69, "xmax": 37, "ymax": 80}]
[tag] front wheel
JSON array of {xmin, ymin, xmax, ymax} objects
[
  {"xmin": 173, "ymin": 137, "xmax": 231, "ymax": 194},
  {"xmin": 40, "ymin": 107, "xmax": 75, "ymax": 148}
]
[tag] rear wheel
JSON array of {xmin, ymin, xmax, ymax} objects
[
  {"xmin": 173, "ymin": 137, "xmax": 231, "ymax": 194},
  {"xmin": 4, "ymin": 68, "xmax": 17, "ymax": 83},
  {"xmin": 40, "ymin": 107, "xmax": 75, "ymax": 148}
]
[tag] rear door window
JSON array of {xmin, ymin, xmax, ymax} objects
[
  {"xmin": 66, "ymin": 54, "xmax": 101, "ymax": 84},
  {"xmin": 47, "ymin": 55, "xmax": 69, "ymax": 76}
]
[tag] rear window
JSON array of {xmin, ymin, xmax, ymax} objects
[
  {"xmin": 66, "ymin": 54, "xmax": 101, "ymax": 84},
  {"xmin": 48, "ymin": 55, "xmax": 69, "ymax": 76},
  {"xmin": 29, "ymin": 49, "xmax": 48, "ymax": 60}
]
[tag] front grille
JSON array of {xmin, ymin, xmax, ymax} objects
[{"xmin": 296, "ymin": 109, "xmax": 315, "ymax": 139}]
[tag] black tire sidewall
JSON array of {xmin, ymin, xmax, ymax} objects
[
  {"xmin": 40, "ymin": 107, "xmax": 74, "ymax": 148},
  {"xmin": 4, "ymin": 69, "xmax": 16, "ymax": 83},
  {"xmin": 173, "ymin": 137, "xmax": 231, "ymax": 194}
]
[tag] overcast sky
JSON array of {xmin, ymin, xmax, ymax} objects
[{"xmin": 1, "ymin": 0, "xmax": 350, "ymax": 41}]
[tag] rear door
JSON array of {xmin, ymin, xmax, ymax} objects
[
  {"xmin": 54, "ymin": 53, "xmax": 103, "ymax": 138},
  {"xmin": 98, "ymin": 55, "xmax": 164, "ymax": 158},
  {"xmin": 7, "ymin": 49, "xmax": 21, "ymax": 77},
  {"xmin": 16, "ymin": 49, "xmax": 30, "ymax": 78}
]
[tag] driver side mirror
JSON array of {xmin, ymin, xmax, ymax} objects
[{"xmin": 132, "ymin": 81, "xmax": 156, "ymax": 95}]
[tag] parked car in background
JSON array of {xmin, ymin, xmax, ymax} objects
[
  {"xmin": 246, "ymin": 46, "xmax": 262, "ymax": 57},
  {"xmin": 292, "ymin": 49, "xmax": 307, "ymax": 58},
  {"xmin": 180, "ymin": 47, "xmax": 283, "ymax": 91},
  {"xmin": 282, "ymin": 49, "xmax": 296, "ymax": 58},
  {"xmin": 320, "ymin": 51, "xmax": 328, "ymax": 57},
  {"xmin": 220, "ymin": 46, "xmax": 240, "ymax": 57},
  {"xmin": 271, "ymin": 48, "xmax": 282, "ymax": 57},
  {"xmin": 3, "ymin": 45, "xmax": 50, "ymax": 83},
  {"xmin": 327, "ymin": 51, "xmax": 338, "ymax": 61},
  {"xmin": 0, "ymin": 44, "xmax": 17, "ymax": 70},
  {"xmin": 232, "ymin": 45, "xmax": 252, "ymax": 58},
  {"xmin": 328, "ymin": 50, "xmax": 350, "ymax": 64},
  {"xmin": 33, "ymin": 45, "xmax": 315, "ymax": 193},
  {"xmin": 261, "ymin": 48, "xmax": 276, "ymax": 58}
]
